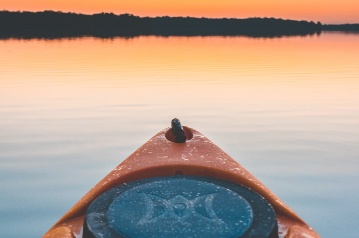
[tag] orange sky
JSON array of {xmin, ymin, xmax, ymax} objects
[{"xmin": 2, "ymin": 0, "xmax": 359, "ymax": 23}]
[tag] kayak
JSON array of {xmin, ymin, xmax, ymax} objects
[{"xmin": 44, "ymin": 119, "xmax": 320, "ymax": 238}]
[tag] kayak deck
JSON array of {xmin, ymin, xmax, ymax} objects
[{"xmin": 44, "ymin": 126, "xmax": 319, "ymax": 238}]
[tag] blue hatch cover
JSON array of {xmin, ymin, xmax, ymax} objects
[{"xmin": 84, "ymin": 176, "xmax": 278, "ymax": 238}]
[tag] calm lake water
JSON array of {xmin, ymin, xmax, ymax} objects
[{"xmin": 1, "ymin": 32, "xmax": 359, "ymax": 237}]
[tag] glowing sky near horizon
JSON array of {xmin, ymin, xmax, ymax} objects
[{"xmin": 2, "ymin": 0, "xmax": 359, "ymax": 23}]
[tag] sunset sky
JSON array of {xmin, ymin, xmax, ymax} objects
[{"xmin": 2, "ymin": 0, "xmax": 359, "ymax": 24}]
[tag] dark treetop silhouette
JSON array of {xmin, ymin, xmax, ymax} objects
[
  {"xmin": 0, "ymin": 11, "xmax": 326, "ymax": 39},
  {"xmin": 322, "ymin": 24, "xmax": 359, "ymax": 32}
]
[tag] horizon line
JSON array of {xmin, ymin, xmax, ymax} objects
[{"xmin": 2, "ymin": 9, "xmax": 358, "ymax": 25}]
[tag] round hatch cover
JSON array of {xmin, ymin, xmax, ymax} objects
[{"xmin": 84, "ymin": 176, "xmax": 277, "ymax": 238}]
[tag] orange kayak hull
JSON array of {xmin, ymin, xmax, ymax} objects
[{"xmin": 44, "ymin": 126, "xmax": 319, "ymax": 238}]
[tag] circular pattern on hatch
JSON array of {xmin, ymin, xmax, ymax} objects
[{"xmin": 84, "ymin": 176, "xmax": 277, "ymax": 238}]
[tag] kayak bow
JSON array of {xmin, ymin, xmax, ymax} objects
[{"xmin": 44, "ymin": 123, "xmax": 319, "ymax": 238}]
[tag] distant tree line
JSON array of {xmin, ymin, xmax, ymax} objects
[
  {"xmin": 322, "ymin": 24, "xmax": 359, "ymax": 32},
  {"xmin": 0, "ymin": 11, "xmax": 325, "ymax": 39}
]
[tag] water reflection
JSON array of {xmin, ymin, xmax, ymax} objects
[{"xmin": 0, "ymin": 33, "xmax": 358, "ymax": 238}]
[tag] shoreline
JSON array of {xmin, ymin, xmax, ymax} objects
[
  {"xmin": 0, "ymin": 11, "xmax": 357, "ymax": 39},
  {"xmin": 0, "ymin": 11, "xmax": 321, "ymax": 38}
]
